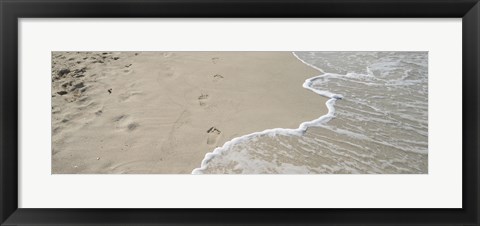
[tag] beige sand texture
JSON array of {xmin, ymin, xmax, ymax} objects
[{"xmin": 51, "ymin": 51, "xmax": 328, "ymax": 174}]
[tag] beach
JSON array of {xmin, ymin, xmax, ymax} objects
[
  {"xmin": 198, "ymin": 52, "xmax": 428, "ymax": 174},
  {"xmin": 51, "ymin": 51, "xmax": 328, "ymax": 174}
]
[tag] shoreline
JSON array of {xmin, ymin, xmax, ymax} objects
[
  {"xmin": 52, "ymin": 51, "xmax": 329, "ymax": 174},
  {"xmin": 196, "ymin": 52, "xmax": 428, "ymax": 174},
  {"xmin": 192, "ymin": 52, "xmax": 340, "ymax": 174}
]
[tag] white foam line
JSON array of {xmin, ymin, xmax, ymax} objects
[{"xmin": 191, "ymin": 52, "xmax": 343, "ymax": 174}]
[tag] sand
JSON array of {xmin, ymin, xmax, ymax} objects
[{"xmin": 51, "ymin": 51, "xmax": 328, "ymax": 174}]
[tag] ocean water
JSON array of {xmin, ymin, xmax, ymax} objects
[{"xmin": 193, "ymin": 52, "xmax": 428, "ymax": 174}]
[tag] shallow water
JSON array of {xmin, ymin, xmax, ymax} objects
[{"xmin": 194, "ymin": 52, "xmax": 428, "ymax": 174}]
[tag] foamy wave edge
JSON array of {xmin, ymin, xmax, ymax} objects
[{"xmin": 191, "ymin": 52, "xmax": 343, "ymax": 174}]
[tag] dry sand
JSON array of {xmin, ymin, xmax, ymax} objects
[{"xmin": 51, "ymin": 52, "xmax": 328, "ymax": 174}]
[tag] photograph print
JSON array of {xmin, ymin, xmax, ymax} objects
[{"xmin": 51, "ymin": 51, "xmax": 428, "ymax": 174}]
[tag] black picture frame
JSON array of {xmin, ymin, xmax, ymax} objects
[{"xmin": 1, "ymin": 0, "xmax": 479, "ymax": 225}]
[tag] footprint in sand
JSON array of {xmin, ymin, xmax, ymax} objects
[
  {"xmin": 213, "ymin": 74, "xmax": 224, "ymax": 82},
  {"xmin": 206, "ymin": 126, "xmax": 221, "ymax": 145},
  {"xmin": 95, "ymin": 109, "xmax": 103, "ymax": 116},
  {"xmin": 211, "ymin": 57, "xmax": 219, "ymax": 64},
  {"xmin": 123, "ymin": 64, "xmax": 133, "ymax": 73},
  {"xmin": 198, "ymin": 93, "xmax": 209, "ymax": 106},
  {"xmin": 127, "ymin": 122, "xmax": 139, "ymax": 131},
  {"xmin": 112, "ymin": 114, "xmax": 139, "ymax": 132}
]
